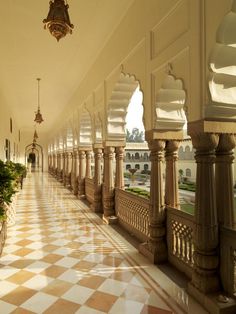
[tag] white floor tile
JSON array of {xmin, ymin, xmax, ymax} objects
[
  {"xmin": 62, "ymin": 285, "xmax": 94, "ymax": 305},
  {"xmin": 0, "ymin": 300, "xmax": 17, "ymax": 313},
  {"xmin": 98, "ymin": 278, "xmax": 127, "ymax": 296},
  {"xmin": 21, "ymin": 292, "xmax": 58, "ymax": 313},
  {"xmin": 0, "ymin": 281, "xmax": 18, "ymax": 297},
  {"xmin": 23, "ymin": 274, "xmax": 54, "ymax": 290},
  {"xmin": 55, "ymin": 256, "xmax": 78, "ymax": 268}
]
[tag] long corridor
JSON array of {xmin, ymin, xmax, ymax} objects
[{"xmin": 0, "ymin": 173, "xmax": 208, "ymax": 314}]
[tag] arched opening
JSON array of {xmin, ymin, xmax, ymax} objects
[{"xmin": 25, "ymin": 143, "xmax": 44, "ymax": 172}]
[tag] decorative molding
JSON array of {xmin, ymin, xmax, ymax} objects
[
  {"xmin": 155, "ymin": 74, "xmax": 187, "ymax": 130},
  {"xmin": 206, "ymin": 1, "xmax": 236, "ymax": 120},
  {"xmin": 150, "ymin": 0, "xmax": 190, "ymax": 59}
]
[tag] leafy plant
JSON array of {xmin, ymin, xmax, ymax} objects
[{"xmin": 0, "ymin": 160, "xmax": 26, "ymax": 221}]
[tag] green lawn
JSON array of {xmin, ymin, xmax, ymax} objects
[
  {"xmin": 180, "ymin": 203, "xmax": 195, "ymax": 215},
  {"xmin": 180, "ymin": 197, "xmax": 236, "ymax": 216}
]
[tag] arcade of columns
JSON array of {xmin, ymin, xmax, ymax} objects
[{"xmin": 48, "ymin": 122, "xmax": 236, "ymax": 308}]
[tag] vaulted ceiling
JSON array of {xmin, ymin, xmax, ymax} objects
[{"xmin": 0, "ymin": 0, "xmax": 134, "ymax": 137}]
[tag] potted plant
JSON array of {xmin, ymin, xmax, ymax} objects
[{"xmin": 0, "ymin": 160, "xmax": 17, "ymax": 255}]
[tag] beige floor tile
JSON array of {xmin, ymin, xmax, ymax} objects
[
  {"xmin": 9, "ymin": 259, "xmax": 35, "ymax": 269},
  {"xmin": 13, "ymin": 248, "xmax": 33, "ymax": 257},
  {"xmin": 6, "ymin": 270, "xmax": 35, "ymax": 285},
  {"xmin": 41, "ymin": 253, "xmax": 64, "ymax": 264},
  {"xmin": 102, "ymin": 256, "xmax": 123, "ymax": 267},
  {"xmin": 1, "ymin": 286, "xmax": 37, "ymax": 306},
  {"xmin": 42, "ymin": 279, "xmax": 73, "ymax": 297},
  {"xmin": 141, "ymin": 305, "xmax": 173, "ymax": 314},
  {"xmin": 85, "ymin": 291, "xmax": 118, "ymax": 312},
  {"xmin": 43, "ymin": 298, "xmax": 81, "ymax": 314},
  {"xmin": 72, "ymin": 260, "xmax": 96, "ymax": 272},
  {"xmin": 11, "ymin": 307, "xmax": 35, "ymax": 314},
  {"xmin": 78, "ymin": 275, "xmax": 106, "ymax": 289},
  {"xmin": 15, "ymin": 239, "xmax": 33, "ymax": 247},
  {"xmin": 41, "ymin": 244, "xmax": 60, "ymax": 252},
  {"xmin": 42, "ymin": 265, "xmax": 67, "ymax": 278}
]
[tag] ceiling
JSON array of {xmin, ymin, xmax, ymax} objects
[{"xmin": 0, "ymin": 0, "xmax": 134, "ymax": 138}]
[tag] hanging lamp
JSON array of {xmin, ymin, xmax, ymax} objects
[
  {"xmin": 34, "ymin": 78, "xmax": 44, "ymax": 124},
  {"xmin": 43, "ymin": 0, "xmax": 74, "ymax": 42}
]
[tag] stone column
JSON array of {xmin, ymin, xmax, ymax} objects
[
  {"xmin": 59, "ymin": 153, "xmax": 64, "ymax": 181},
  {"xmin": 58, "ymin": 153, "xmax": 62, "ymax": 180},
  {"xmin": 85, "ymin": 150, "xmax": 92, "ymax": 179},
  {"xmin": 91, "ymin": 147, "xmax": 103, "ymax": 212},
  {"xmin": 52, "ymin": 154, "xmax": 56, "ymax": 174},
  {"xmin": 103, "ymin": 146, "xmax": 116, "ymax": 221},
  {"xmin": 73, "ymin": 150, "xmax": 79, "ymax": 195},
  {"xmin": 165, "ymin": 140, "xmax": 180, "ymax": 209},
  {"xmin": 115, "ymin": 147, "xmax": 124, "ymax": 189},
  {"xmin": 48, "ymin": 155, "xmax": 51, "ymax": 173},
  {"xmin": 78, "ymin": 150, "xmax": 86, "ymax": 198},
  {"xmin": 141, "ymin": 139, "xmax": 167, "ymax": 264},
  {"xmin": 215, "ymin": 134, "xmax": 235, "ymax": 228},
  {"xmin": 189, "ymin": 133, "xmax": 220, "ymax": 294},
  {"xmin": 66, "ymin": 152, "xmax": 72, "ymax": 189},
  {"xmin": 63, "ymin": 152, "xmax": 68, "ymax": 186}
]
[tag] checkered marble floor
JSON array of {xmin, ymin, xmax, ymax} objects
[{"xmin": 0, "ymin": 173, "xmax": 208, "ymax": 314}]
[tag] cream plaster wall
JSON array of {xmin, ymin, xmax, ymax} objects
[
  {"xmin": 51, "ymin": 0, "xmax": 205, "ymax": 143},
  {"xmin": 0, "ymin": 96, "xmax": 20, "ymax": 162}
]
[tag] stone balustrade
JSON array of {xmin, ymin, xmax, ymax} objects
[
  {"xmin": 220, "ymin": 226, "xmax": 236, "ymax": 297},
  {"xmin": 115, "ymin": 188, "xmax": 149, "ymax": 242},
  {"xmin": 167, "ymin": 207, "xmax": 195, "ymax": 278}
]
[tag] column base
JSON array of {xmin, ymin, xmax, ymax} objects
[
  {"xmin": 188, "ymin": 283, "xmax": 236, "ymax": 314},
  {"xmin": 90, "ymin": 203, "xmax": 103, "ymax": 213},
  {"xmin": 102, "ymin": 215, "xmax": 118, "ymax": 225},
  {"xmin": 78, "ymin": 194, "xmax": 86, "ymax": 200},
  {"xmin": 139, "ymin": 241, "xmax": 167, "ymax": 264}
]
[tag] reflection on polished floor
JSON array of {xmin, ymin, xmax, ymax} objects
[{"xmin": 0, "ymin": 173, "xmax": 208, "ymax": 313}]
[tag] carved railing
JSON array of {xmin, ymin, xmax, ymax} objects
[
  {"xmin": 115, "ymin": 188, "xmax": 149, "ymax": 242},
  {"xmin": 85, "ymin": 177, "xmax": 95, "ymax": 204},
  {"xmin": 220, "ymin": 226, "xmax": 236, "ymax": 297},
  {"xmin": 167, "ymin": 207, "xmax": 195, "ymax": 278}
]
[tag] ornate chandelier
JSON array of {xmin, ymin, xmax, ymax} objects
[
  {"xmin": 34, "ymin": 78, "xmax": 44, "ymax": 124},
  {"xmin": 43, "ymin": 0, "xmax": 74, "ymax": 42}
]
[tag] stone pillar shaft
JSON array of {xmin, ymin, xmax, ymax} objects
[
  {"xmin": 86, "ymin": 151, "xmax": 92, "ymax": 178},
  {"xmin": 78, "ymin": 150, "xmax": 86, "ymax": 198},
  {"xmin": 92, "ymin": 147, "xmax": 103, "ymax": 212},
  {"xmin": 141, "ymin": 139, "xmax": 167, "ymax": 264},
  {"xmin": 165, "ymin": 140, "xmax": 180, "ymax": 209},
  {"xmin": 103, "ymin": 146, "xmax": 115, "ymax": 218},
  {"xmin": 115, "ymin": 147, "xmax": 124, "ymax": 189},
  {"xmin": 190, "ymin": 132, "xmax": 220, "ymax": 293},
  {"xmin": 215, "ymin": 134, "xmax": 235, "ymax": 228}
]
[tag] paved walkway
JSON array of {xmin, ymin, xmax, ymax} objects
[{"xmin": 0, "ymin": 173, "xmax": 208, "ymax": 313}]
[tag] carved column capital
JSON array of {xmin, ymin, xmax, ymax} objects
[{"xmin": 191, "ymin": 132, "xmax": 219, "ymax": 152}]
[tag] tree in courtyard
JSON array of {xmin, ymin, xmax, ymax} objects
[{"xmin": 126, "ymin": 128, "xmax": 144, "ymax": 143}]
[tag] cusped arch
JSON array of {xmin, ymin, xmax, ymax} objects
[
  {"xmin": 94, "ymin": 114, "xmax": 103, "ymax": 144},
  {"xmin": 79, "ymin": 109, "xmax": 92, "ymax": 146},
  {"xmin": 155, "ymin": 74, "xmax": 187, "ymax": 130},
  {"xmin": 25, "ymin": 143, "xmax": 44, "ymax": 172},
  {"xmin": 106, "ymin": 72, "xmax": 140, "ymax": 142},
  {"xmin": 207, "ymin": 0, "xmax": 236, "ymax": 119}
]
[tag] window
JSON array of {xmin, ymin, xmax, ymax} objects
[
  {"xmin": 135, "ymin": 164, "xmax": 140, "ymax": 169},
  {"xmin": 186, "ymin": 168, "xmax": 191, "ymax": 177},
  {"xmin": 135, "ymin": 152, "xmax": 140, "ymax": 159},
  {"xmin": 144, "ymin": 164, "xmax": 149, "ymax": 171},
  {"xmin": 5, "ymin": 139, "xmax": 10, "ymax": 161},
  {"xmin": 126, "ymin": 153, "xmax": 131, "ymax": 160},
  {"xmin": 126, "ymin": 164, "xmax": 131, "ymax": 170}
]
